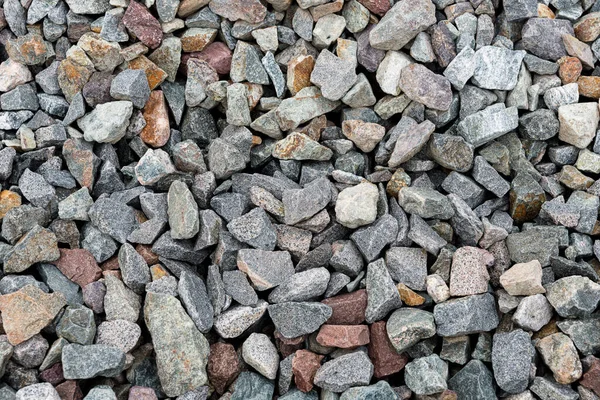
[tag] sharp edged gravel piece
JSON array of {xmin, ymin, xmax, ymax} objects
[{"xmin": 2, "ymin": 0, "xmax": 600, "ymax": 398}]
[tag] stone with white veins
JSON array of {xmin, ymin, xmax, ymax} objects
[
  {"xmin": 77, "ymin": 101, "xmax": 133, "ymax": 144},
  {"xmin": 458, "ymin": 104, "xmax": 519, "ymax": 147},
  {"xmin": 472, "ymin": 46, "xmax": 526, "ymax": 91},
  {"xmin": 310, "ymin": 50, "xmax": 357, "ymax": 102},
  {"xmin": 242, "ymin": 333, "xmax": 279, "ymax": 380}
]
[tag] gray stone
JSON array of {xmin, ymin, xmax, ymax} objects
[
  {"xmin": 144, "ymin": 292, "xmax": 209, "ymax": 397},
  {"xmin": 434, "ymin": 293, "xmax": 499, "ymax": 336},
  {"xmin": 104, "ymin": 274, "xmax": 141, "ymax": 323},
  {"xmin": 492, "ymin": 329, "xmax": 534, "ymax": 394},
  {"xmin": 530, "ymin": 377, "xmax": 578, "ymax": 400},
  {"xmin": 96, "ymin": 320, "xmax": 141, "ymax": 353},
  {"xmin": 62, "ymin": 344, "xmax": 125, "ymax": 379},
  {"xmin": 262, "ymin": 52, "xmax": 285, "ymax": 98},
  {"xmin": 335, "ymin": 182, "xmax": 379, "ymax": 229},
  {"xmin": 117, "ymin": 243, "xmax": 150, "ymax": 294},
  {"xmin": 314, "ymin": 351, "xmax": 373, "ymax": 393},
  {"xmin": 388, "ymin": 119, "xmax": 435, "ymax": 167},
  {"xmin": 223, "ymin": 270, "xmax": 258, "ymax": 306},
  {"xmin": 12, "ymin": 334, "xmax": 47, "ymax": 369},
  {"xmin": 350, "ymin": 214, "xmax": 398, "ymax": 262},
  {"xmin": 428, "ymin": 133, "xmax": 474, "ymax": 173},
  {"xmin": 242, "ymin": 333, "xmax": 278, "ymax": 380},
  {"xmin": 178, "ymin": 271, "xmax": 214, "ymax": 333},
  {"xmin": 385, "ymin": 247, "xmax": 427, "ymax": 290},
  {"xmin": 109, "ymin": 69, "xmax": 150, "ymax": 109},
  {"xmin": 146, "ymin": 276, "xmax": 178, "ymax": 296},
  {"xmin": 408, "ymin": 214, "xmax": 447, "ymax": 255},
  {"xmin": 268, "ymin": 268, "xmax": 330, "ymax": 303},
  {"xmin": 15, "ymin": 383, "xmax": 59, "ymax": 400},
  {"xmin": 404, "ymin": 354, "xmax": 448, "ymax": 395},
  {"xmin": 167, "ymin": 180, "xmax": 199, "ymax": 240},
  {"xmin": 83, "ymin": 386, "xmax": 116, "ymax": 400},
  {"xmin": 458, "ymin": 104, "xmax": 519, "ymax": 147},
  {"xmin": 521, "ymin": 18, "xmax": 574, "ymax": 61},
  {"xmin": 329, "ymin": 241, "xmax": 364, "ymax": 277},
  {"xmin": 273, "ymin": 132, "xmax": 333, "ymax": 161},
  {"xmin": 3, "ymin": 225, "xmax": 59, "ymax": 274},
  {"xmin": 441, "ymin": 172, "xmax": 484, "ymax": 208},
  {"xmin": 56, "ymin": 305, "xmax": 96, "ymax": 345},
  {"xmin": 227, "ymin": 208, "xmax": 277, "ymax": 251},
  {"xmin": 398, "ymin": 187, "xmax": 454, "ymax": 220},
  {"xmin": 213, "ymin": 300, "xmax": 268, "ymax": 339},
  {"xmin": 365, "ymin": 258, "xmax": 402, "ymax": 324},
  {"xmin": 88, "ymin": 198, "xmax": 138, "ymax": 244},
  {"xmin": 268, "ymin": 302, "xmax": 332, "ymax": 339},
  {"xmin": 237, "ymin": 249, "xmax": 294, "ymax": 291},
  {"xmin": 448, "ymin": 360, "xmax": 496, "ymax": 400},
  {"xmin": 231, "ymin": 371, "xmax": 274, "ymax": 400},
  {"xmin": 387, "ymin": 308, "xmax": 436, "ymax": 353},
  {"xmin": 275, "ymin": 87, "xmax": 340, "ymax": 131},
  {"xmin": 512, "ymin": 294, "xmax": 553, "ymax": 331},
  {"xmin": 77, "ymin": 101, "xmax": 133, "ymax": 144},
  {"xmin": 399, "ymin": 64, "xmax": 452, "ymax": 110},
  {"xmin": 19, "ymin": 169, "xmax": 55, "ymax": 208},
  {"xmin": 472, "ymin": 46, "xmax": 525, "ymax": 90},
  {"xmin": 519, "ymin": 109, "xmax": 559, "ymax": 141},
  {"xmin": 310, "ymin": 50, "xmax": 357, "ymax": 102},
  {"xmin": 546, "ymin": 276, "xmax": 600, "ymax": 318},
  {"xmin": 557, "ymin": 318, "xmax": 600, "ymax": 356},
  {"xmin": 544, "ymin": 83, "xmax": 579, "ymax": 111}
]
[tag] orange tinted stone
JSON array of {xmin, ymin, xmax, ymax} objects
[
  {"xmin": 368, "ymin": 321, "xmax": 409, "ymax": 378},
  {"xmin": 150, "ymin": 264, "xmax": 169, "ymax": 280},
  {"xmin": 578, "ymin": 76, "xmax": 600, "ymax": 99},
  {"xmin": 397, "ymin": 283, "xmax": 426, "ymax": 306},
  {"xmin": 0, "ymin": 190, "xmax": 21, "ymax": 219},
  {"xmin": 574, "ymin": 12, "xmax": 600, "ymax": 42},
  {"xmin": 292, "ymin": 350, "xmax": 323, "ymax": 393},
  {"xmin": 129, "ymin": 56, "xmax": 168, "ymax": 89},
  {"xmin": 537, "ymin": 3, "xmax": 555, "ymax": 18},
  {"xmin": 53, "ymin": 248, "xmax": 103, "ymax": 288},
  {"xmin": 386, "ymin": 168, "xmax": 411, "ymax": 197},
  {"xmin": 287, "ymin": 55, "xmax": 315, "ymax": 96},
  {"xmin": 558, "ymin": 56, "xmax": 582, "ymax": 84},
  {"xmin": 316, "ymin": 324, "xmax": 370, "ymax": 348},
  {"xmin": 181, "ymin": 29, "xmax": 216, "ymax": 52},
  {"xmin": 140, "ymin": 90, "xmax": 170, "ymax": 147}
]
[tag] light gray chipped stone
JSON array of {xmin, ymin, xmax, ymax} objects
[
  {"xmin": 62, "ymin": 344, "xmax": 125, "ymax": 379},
  {"xmin": 167, "ymin": 180, "xmax": 199, "ymax": 240},
  {"xmin": 399, "ymin": 64, "xmax": 452, "ymax": 111},
  {"xmin": 557, "ymin": 318, "xmax": 600, "ymax": 356},
  {"xmin": 448, "ymin": 360, "xmax": 496, "ymax": 400},
  {"xmin": 242, "ymin": 333, "xmax": 278, "ymax": 380},
  {"xmin": 512, "ymin": 294, "xmax": 553, "ymax": 331},
  {"xmin": 404, "ymin": 354, "xmax": 448, "ymax": 395},
  {"xmin": 223, "ymin": 270, "xmax": 258, "ymax": 306},
  {"xmin": 268, "ymin": 268, "xmax": 330, "ymax": 303},
  {"xmin": 275, "ymin": 87, "xmax": 340, "ymax": 131},
  {"xmin": 441, "ymin": 172, "xmax": 484, "ymax": 208},
  {"xmin": 110, "ymin": 69, "xmax": 150, "ymax": 109},
  {"xmin": 231, "ymin": 371, "xmax": 274, "ymax": 400},
  {"xmin": 213, "ymin": 300, "xmax": 268, "ymax": 338},
  {"xmin": 0, "ymin": 276, "xmax": 48, "ymax": 295},
  {"xmin": 15, "ymin": 383, "xmax": 59, "ymax": 400},
  {"xmin": 530, "ymin": 376, "xmax": 578, "ymax": 400},
  {"xmin": 56, "ymin": 188, "xmax": 92, "ymax": 221},
  {"xmin": 4, "ymin": 225, "xmax": 59, "ymax": 274},
  {"xmin": 472, "ymin": 156, "xmax": 511, "ymax": 198},
  {"xmin": 368, "ymin": 0, "xmax": 436, "ymax": 50},
  {"xmin": 506, "ymin": 230, "xmax": 559, "ymax": 267},
  {"xmin": 118, "ymin": 243, "xmax": 150, "ymax": 294},
  {"xmin": 492, "ymin": 329, "xmax": 534, "ymax": 394},
  {"xmin": 507, "ymin": 64, "xmax": 532, "ymax": 110},
  {"xmin": 178, "ymin": 271, "xmax": 213, "ymax": 333},
  {"xmin": 504, "ymin": 0, "xmax": 537, "ymax": 21},
  {"xmin": 77, "ymin": 101, "xmax": 132, "ymax": 144},
  {"xmin": 88, "ymin": 198, "xmax": 137, "ymax": 244},
  {"xmin": 18, "ymin": 169, "xmax": 55, "ymax": 208},
  {"xmin": 448, "ymin": 194, "xmax": 484, "ymax": 246},
  {"xmin": 268, "ymin": 301, "xmax": 332, "ymax": 339},
  {"xmin": 314, "ymin": 351, "xmax": 373, "ymax": 393},
  {"xmin": 545, "ymin": 276, "xmax": 600, "ymax": 318},
  {"xmin": 342, "ymin": 74, "xmax": 377, "ymax": 109},
  {"xmin": 335, "ymin": 182, "xmax": 379, "ymax": 229},
  {"xmin": 0, "ymin": 147, "xmax": 16, "ymax": 180},
  {"xmin": 237, "ymin": 249, "xmax": 294, "ymax": 291},
  {"xmin": 1, "ymin": 84, "xmax": 38, "ymax": 111},
  {"xmin": 365, "ymin": 258, "xmax": 402, "ymax": 323},
  {"xmin": 96, "ymin": 320, "xmax": 141, "ymax": 353},
  {"xmin": 329, "ymin": 240, "xmax": 364, "ymax": 277},
  {"xmin": 227, "ymin": 208, "xmax": 276, "ymax": 251},
  {"xmin": 309, "ymin": 50, "xmax": 357, "ymax": 102},
  {"xmin": 273, "ymin": 132, "xmax": 333, "ymax": 161},
  {"xmin": 544, "ymin": 83, "xmax": 579, "ymax": 111},
  {"xmin": 472, "ymin": 46, "xmax": 525, "ymax": 90},
  {"xmin": 0, "ymin": 111, "xmax": 33, "ymax": 130},
  {"xmin": 226, "ymin": 83, "xmax": 251, "ymax": 127},
  {"xmin": 56, "ymin": 305, "xmax": 96, "ymax": 345},
  {"xmin": 146, "ymin": 276, "xmax": 178, "ymax": 296},
  {"xmin": 398, "ymin": 187, "xmax": 454, "ymax": 220},
  {"xmin": 408, "ymin": 214, "xmax": 447, "ymax": 255},
  {"xmin": 208, "ymin": 138, "xmax": 247, "ymax": 180},
  {"xmin": 434, "ymin": 293, "xmax": 499, "ymax": 337},
  {"xmin": 144, "ymin": 292, "xmax": 209, "ymax": 397},
  {"xmin": 558, "ymin": 102, "xmax": 600, "ymax": 149},
  {"xmin": 387, "ymin": 308, "xmax": 436, "ymax": 353},
  {"xmin": 388, "ymin": 118, "xmax": 435, "ymax": 167},
  {"xmin": 410, "ymin": 32, "xmax": 435, "ymax": 63},
  {"xmin": 458, "ymin": 104, "xmax": 519, "ymax": 147},
  {"xmin": 262, "ymin": 52, "xmax": 285, "ymax": 98},
  {"xmin": 375, "ymin": 51, "xmax": 412, "ymax": 96},
  {"xmin": 104, "ymin": 274, "xmax": 141, "ymax": 323},
  {"xmin": 312, "ymin": 14, "xmax": 346, "ymax": 49},
  {"xmin": 83, "ymin": 386, "xmax": 116, "ymax": 400},
  {"xmin": 385, "ymin": 247, "xmax": 427, "ymax": 290},
  {"xmin": 350, "ymin": 214, "xmax": 398, "ymax": 262}
]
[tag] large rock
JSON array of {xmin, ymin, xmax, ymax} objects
[
  {"xmin": 62, "ymin": 344, "xmax": 125, "ymax": 379},
  {"xmin": 433, "ymin": 293, "xmax": 499, "ymax": 337},
  {"xmin": 492, "ymin": 329, "xmax": 534, "ymax": 394},
  {"xmin": 77, "ymin": 101, "xmax": 133, "ymax": 144},
  {"xmin": 313, "ymin": 351, "xmax": 373, "ymax": 393},
  {"xmin": 386, "ymin": 308, "xmax": 436, "ymax": 353},
  {"xmin": 144, "ymin": 292, "xmax": 210, "ymax": 397},
  {"xmin": 558, "ymin": 103, "xmax": 600, "ymax": 149},
  {"xmin": 335, "ymin": 182, "xmax": 379, "ymax": 229},
  {"xmin": 472, "ymin": 46, "xmax": 526, "ymax": 90}
]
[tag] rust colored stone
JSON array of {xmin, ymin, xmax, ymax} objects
[
  {"xmin": 150, "ymin": 264, "xmax": 169, "ymax": 280},
  {"xmin": 244, "ymin": 83, "xmax": 263, "ymax": 110},
  {"xmin": 57, "ymin": 56, "xmax": 94, "ymax": 103},
  {"xmin": 63, "ymin": 138, "xmax": 98, "ymax": 190},
  {"xmin": 140, "ymin": 90, "xmax": 170, "ymax": 148},
  {"xmin": 129, "ymin": 56, "xmax": 168, "ymax": 89},
  {"xmin": 177, "ymin": 0, "xmax": 210, "ymax": 17},
  {"xmin": 275, "ymin": 331, "xmax": 305, "ymax": 358},
  {"xmin": 574, "ymin": 12, "xmax": 600, "ymax": 42},
  {"xmin": 0, "ymin": 285, "xmax": 66, "ymax": 345},
  {"xmin": 558, "ymin": 56, "xmax": 582, "ymax": 84},
  {"xmin": 537, "ymin": 3, "xmax": 555, "ymax": 18},
  {"xmin": 581, "ymin": 357, "xmax": 600, "ymax": 396},
  {"xmin": 6, "ymin": 33, "xmax": 50, "ymax": 65},
  {"xmin": 252, "ymin": 136, "xmax": 262, "ymax": 147},
  {"xmin": 358, "ymin": 0, "xmax": 389, "ymax": 15},
  {"xmin": 578, "ymin": 76, "xmax": 600, "ymax": 99},
  {"xmin": 129, "ymin": 386, "xmax": 159, "ymax": 400},
  {"xmin": 55, "ymin": 380, "xmax": 83, "ymax": 400},
  {"xmin": 39, "ymin": 362, "xmax": 65, "ymax": 385},
  {"xmin": 101, "ymin": 255, "xmax": 120, "ymax": 271},
  {"xmin": 292, "ymin": 349, "xmax": 324, "ymax": 393},
  {"xmin": 298, "ymin": 115, "xmax": 327, "ymax": 141},
  {"xmin": 0, "ymin": 190, "xmax": 21, "ymax": 219},
  {"xmin": 316, "ymin": 324, "xmax": 370, "ymax": 348},
  {"xmin": 397, "ymin": 283, "xmax": 426, "ymax": 306},
  {"xmin": 181, "ymin": 42, "xmax": 232, "ymax": 75},
  {"xmin": 368, "ymin": 321, "xmax": 409, "ymax": 378},
  {"xmin": 53, "ymin": 248, "xmax": 103, "ymax": 288},
  {"xmin": 181, "ymin": 29, "xmax": 216, "ymax": 53},
  {"xmin": 287, "ymin": 55, "xmax": 315, "ymax": 96},
  {"xmin": 386, "ymin": 168, "xmax": 411, "ymax": 198},
  {"xmin": 122, "ymin": 1, "xmax": 163, "ymax": 49},
  {"xmin": 136, "ymin": 244, "xmax": 159, "ymax": 265},
  {"xmin": 321, "ymin": 289, "xmax": 367, "ymax": 325},
  {"xmin": 207, "ymin": 342, "xmax": 240, "ymax": 394}
]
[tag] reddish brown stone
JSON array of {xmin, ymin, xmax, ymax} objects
[
  {"xmin": 52, "ymin": 248, "xmax": 102, "ymax": 288},
  {"xmin": 150, "ymin": 264, "xmax": 169, "ymax": 280},
  {"xmin": 287, "ymin": 55, "xmax": 315, "ymax": 96},
  {"xmin": 0, "ymin": 285, "xmax": 66, "ymax": 345},
  {"xmin": 321, "ymin": 289, "xmax": 367, "ymax": 325},
  {"xmin": 574, "ymin": 12, "xmax": 600, "ymax": 42},
  {"xmin": 431, "ymin": 22, "xmax": 456, "ymax": 68},
  {"xmin": 140, "ymin": 91, "xmax": 170, "ymax": 148},
  {"xmin": 292, "ymin": 350, "xmax": 324, "ymax": 393},
  {"xmin": 275, "ymin": 330, "xmax": 305, "ymax": 358},
  {"xmin": 101, "ymin": 256, "xmax": 120, "ymax": 271},
  {"xmin": 368, "ymin": 321, "xmax": 409, "ymax": 378},
  {"xmin": 129, "ymin": 386, "xmax": 158, "ymax": 400},
  {"xmin": 128, "ymin": 56, "xmax": 168, "ymax": 90},
  {"xmin": 55, "ymin": 380, "xmax": 83, "ymax": 400},
  {"xmin": 580, "ymin": 357, "xmax": 600, "ymax": 396},
  {"xmin": 558, "ymin": 56, "xmax": 582, "ymax": 84},
  {"xmin": 63, "ymin": 138, "xmax": 98, "ymax": 190},
  {"xmin": 39, "ymin": 362, "xmax": 64, "ymax": 385},
  {"xmin": 122, "ymin": 1, "xmax": 163, "ymax": 49},
  {"xmin": 181, "ymin": 42, "xmax": 232, "ymax": 76},
  {"xmin": 358, "ymin": 0, "xmax": 390, "ymax": 15},
  {"xmin": 136, "ymin": 244, "xmax": 159, "ymax": 265},
  {"xmin": 316, "ymin": 324, "xmax": 370, "ymax": 348},
  {"xmin": 311, "ymin": 0, "xmax": 343, "ymax": 20},
  {"xmin": 207, "ymin": 342, "xmax": 240, "ymax": 394}
]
